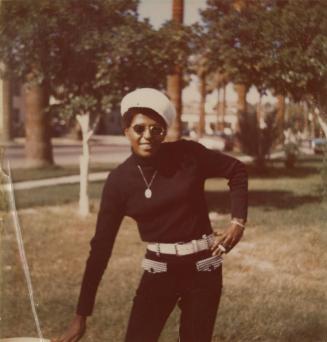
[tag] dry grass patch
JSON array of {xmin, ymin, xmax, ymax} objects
[{"xmin": 1, "ymin": 160, "xmax": 326, "ymax": 341}]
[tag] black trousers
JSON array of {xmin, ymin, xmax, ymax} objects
[{"xmin": 124, "ymin": 250, "xmax": 223, "ymax": 342}]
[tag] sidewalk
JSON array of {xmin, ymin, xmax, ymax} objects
[
  {"xmin": 7, "ymin": 144, "xmax": 291, "ymax": 191},
  {"xmin": 1, "ymin": 134, "xmax": 130, "ymax": 147},
  {"xmin": 12, "ymin": 171, "xmax": 109, "ymax": 190},
  {"xmin": 10, "ymin": 154, "xmax": 258, "ymax": 191}
]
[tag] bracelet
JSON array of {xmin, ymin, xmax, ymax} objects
[{"xmin": 231, "ymin": 220, "xmax": 245, "ymax": 229}]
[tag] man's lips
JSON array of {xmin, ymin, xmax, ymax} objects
[{"xmin": 139, "ymin": 143, "xmax": 153, "ymax": 149}]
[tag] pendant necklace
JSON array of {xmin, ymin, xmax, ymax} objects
[{"xmin": 137, "ymin": 165, "xmax": 157, "ymax": 199}]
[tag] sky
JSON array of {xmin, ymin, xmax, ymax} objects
[
  {"xmin": 139, "ymin": 0, "xmax": 207, "ymax": 28},
  {"xmin": 138, "ymin": 0, "xmax": 276, "ymax": 109}
]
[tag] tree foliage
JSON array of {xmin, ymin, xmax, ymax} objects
[
  {"xmin": 201, "ymin": 0, "xmax": 271, "ymax": 91},
  {"xmin": 0, "ymin": 0, "xmax": 192, "ymax": 120},
  {"xmin": 266, "ymin": 0, "xmax": 327, "ymax": 101},
  {"xmin": 201, "ymin": 0, "xmax": 327, "ymax": 103}
]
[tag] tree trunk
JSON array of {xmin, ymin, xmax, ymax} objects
[
  {"xmin": 276, "ymin": 94, "xmax": 285, "ymax": 137},
  {"xmin": 256, "ymin": 98, "xmax": 265, "ymax": 170},
  {"xmin": 167, "ymin": 69, "xmax": 183, "ymax": 141},
  {"xmin": 311, "ymin": 108, "xmax": 316, "ymax": 139},
  {"xmin": 234, "ymin": 83, "xmax": 247, "ymax": 133},
  {"xmin": 222, "ymin": 84, "xmax": 226, "ymax": 130},
  {"xmin": 0, "ymin": 77, "xmax": 12, "ymax": 142},
  {"xmin": 198, "ymin": 72, "xmax": 206, "ymax": 138},
  {"xmin": 216, "ymin": 87, "xmax": 221, "ymax": 130},
  {"xmin": 172, "ymin": 0, "xmax": 183, "ymax": 22},
  {"xmin": 234, "ymin": 0, "xmax": 246, "ymax": 11},
  {"xmin": 23, "ymin": 76, "xmax": 54, "ymax": 167},
  {"xmin": 256, "ymin": 96, "xmax": 263, "ymax": 166},
  {"xmin": 166, "ymin": 0, "xmax": 184, "ymax": 142},
  {"xmin": 76, "ymin": 114, "xmax": 90, "ymax": 217},
  {"xmin": 302, "ymin": 101, "xmax": 309, "ymax": 139},
  {"xmin": 234, "ymin": 83, "xmax": 247, "ymax": 114},
  {"xmin": 317, "ymin": 113, "xmax": 327, "ymax": 138},
  {"xmin": 232, "ymin": 0, "xmax": 247, "ymax": 133},
  {"xmin": 79, "ymin": 151, "xmax": 90, "ymax": 217},
  {"xmin": 314, "ymin": 102, "xmax": 327, "ymax": 201}
]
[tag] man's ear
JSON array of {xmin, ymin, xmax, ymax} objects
[{"xmin": 124, "ymin": 127, "xmax": 130, "ymax": 138}]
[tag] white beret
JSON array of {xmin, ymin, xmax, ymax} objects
[{"xmin": 120, "ymin": 88, "xmax": 176, "ymax": 127}]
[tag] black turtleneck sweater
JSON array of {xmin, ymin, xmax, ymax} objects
[{"xmin": 76, "ymin": 139, "xmax": 248, "ymax": 316}]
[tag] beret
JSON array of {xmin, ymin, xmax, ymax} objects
[{"xmin": 120, "ymin": 88, "xmax": 176, "ymax": 127}]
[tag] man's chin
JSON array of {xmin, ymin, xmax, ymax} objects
[
  {"xmin": 139, "ymin": 150, "xmax": 154, "ymax": 157},
  {"xmin": 137, "ymin": 146, "xmax": 157, "ymax": 157}
]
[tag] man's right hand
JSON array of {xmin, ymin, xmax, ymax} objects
[{"xmin": 51, "ymin": 314, "xmax": 87, "ymax": 342}]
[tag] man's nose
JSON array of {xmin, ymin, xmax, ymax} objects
[{"xmin": 143, "ymin": 127, "xmax": 151, "ymax": 139}]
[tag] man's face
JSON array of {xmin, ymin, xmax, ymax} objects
[{"xmin": 124, "ymin": 113, "xmax": 167, "ymax": 158}]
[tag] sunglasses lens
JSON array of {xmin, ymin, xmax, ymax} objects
[
  {"xmin": 132, "ymin": 124, "xmax": 165, "ymax": 137},
  {"xmin": 133, "ymin": 124, "xmax": 145, "ymax": 135},
  {"xmin": 150, "ymin": 126, "xmax": 165, "ymax": 136}
]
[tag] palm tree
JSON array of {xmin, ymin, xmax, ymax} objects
[
  {"xmin": 167, "ymin": 0, "xmax": 184, "ymax": 141},
  {"xmin": 233, "ymin": 83, "xmax": 248, "ymax": 132},
  {"xmin": 233, "ymin": 0, "xmax": 248, "ymax": 133},
  {"xmin": 198, "ymin": 68, "xmax": 206, "ymax": 138},
  {"xmin": 0, "ymin": 76, "xmax": 11, "ymax": 142},
  {"xmin": 276, "ymin": 94, "xmax": 286, "ymax": 137},
  {"xmin": 23, "ymin": 72, "xmax": 54, "ymax": 167},
  {"xmin": 214, "ymin": 72, "xmax": 228, "ymax": 131}
]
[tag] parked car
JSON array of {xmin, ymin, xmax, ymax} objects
[
  {"xmin": 311, "ymin": 138, "xmax": 327, "ymax": 154},
  {"xmin": 199, "ymin": 132, "xmax": 234, "ymax": 152}
]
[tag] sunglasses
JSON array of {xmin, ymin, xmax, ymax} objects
[{"xmin": 132, "ymin": 124, "xmax": 166, "ymax": 137}]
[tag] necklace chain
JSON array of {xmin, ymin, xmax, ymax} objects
[{"xmin": 137, "ymin": 165, "xmax": 157, "ymax": 189}]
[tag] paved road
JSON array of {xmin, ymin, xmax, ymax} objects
[
  {"xmin": 2, "ymin": 136, "xmax": 314, "ymax": 191},
  {"xmin": 3, "ymin": 138, "xmax": 131, "ymax": 169}
]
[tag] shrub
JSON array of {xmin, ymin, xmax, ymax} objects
[
  {"xmin": 321, "ymin": 149, "xmax": 327, "ymax": 201},
  {"xmin": 236, "ymin": 109, "xmax": 279, "ymax": 171}
]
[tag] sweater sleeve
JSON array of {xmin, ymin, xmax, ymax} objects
[
  {"xmin": 186, "ymin": 140, "xmax": 248, "ymax": 221},
  {"xmin": 76, "ymin": 170, "xmax": 125, "ymax": 316}
]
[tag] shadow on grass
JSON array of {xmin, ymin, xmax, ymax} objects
[
  {"xmin": 11, "ymin": 163, "xmax": 115, "ymax": 182},
  {"xmin": 14, "ymin": 181, "xmax": 104, "ymax": 210},
  {"xmin": 283, "ymin": 317, "xmax": 327, "ymax": 342},
  {"xmin": 14, "ymin": 180, "xmax": 322, "ymax": 211},
  {"xmin": 205, "ymin": 190, "xmax": 321, "ymax": 214},
  {"xmin": 246, "ymin": 163, "xmax": 321, "ymax": 179}
]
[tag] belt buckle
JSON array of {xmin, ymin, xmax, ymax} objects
[
  {"xmin": 175, "ymin": 241, "xmax": 186, "ymax": 256},
  {"xmin": 174, "ymin": 243, "xmax": 181, "ymax": 256}
]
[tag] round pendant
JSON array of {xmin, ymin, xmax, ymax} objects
[{"xmin": 145, "ymin": 189, "xmax": 152, "ymax": 198}]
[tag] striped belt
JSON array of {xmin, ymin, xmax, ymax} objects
[
  {"xmin": 142, "ymin": 255, "xmax": 223, "ymax": 273},
  {"xmin": 147, "ymin": 234, "xmax": 215, "ymax": 256}
]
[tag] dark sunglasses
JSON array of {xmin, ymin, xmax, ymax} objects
[{"xmin": 132, "ymin": 124, "xmax": 166, "ymax": 137}]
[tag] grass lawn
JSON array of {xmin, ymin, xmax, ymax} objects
[
  {"xmin": 10, "ymin": 163, "xmax": 117, "ymax": 183},
  {"xmin": 0, "ymin": 159, "xmax": 326, "ymax": 341}
]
